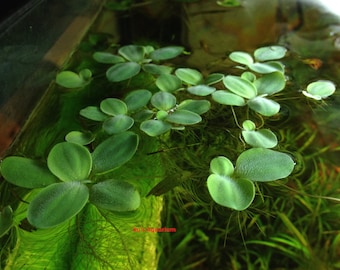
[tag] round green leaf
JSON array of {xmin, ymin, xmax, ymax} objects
[
  {"xmin": 207, "ymin": 174, "xmax": 255, "ymax": 211},
  {"xmin": 249, "ymin": 62, "xmax": 283, "ymax": 74},
  {"xmin": 142, "ymin": 64, "xmax": 173, "ymax": 74},
  {"xmin": 254, "ymin": 71, "xmax": 286, "ymax": 95},
  {"xmin": 177, "ymin": 99, "xmax": 211, "ymax": 115},
  {"xmin": 247, "ymin": 96, "xmax": 280, "ymax": 116},
  {"xmin": 140, "ymin": 119, "xmax": 172, "ymax": 136},
  {"xmin": 229, "ymin": 51, "xmax": 254, "ymax": 66},
  {"xmin": 65, "ymin": 131, "xmax": 95, "ymax": 145},
  {"xmin": 132, "ymin": 109, "xmax": 154, "ymax": 122},
  {"xmin": 47, "ymin": 142, "xmax": 92, "ymax": 182},
  {"xmin": 92, "ymin": 52, "xmax": 125, "ymax": 64},
  {"xmin": 100, "ymin": 98, "xmax": 128, "ymax": 116},
  {"xmin": 1, "ymin": 157, "xmax": 58, "ymax": 188},
  {"xmin": 212, "ymin": 90, "xmax": 246, "ymax": 106},
  {"xmin": 118, "ymin": 45, "xmax": 145, "ymax": 62},
  {"xmin": 305, "ymin": 80, "xmax": 336, "ymax": 100},
  {"xmin": 242, "ymin": 129, "xmax": 278, "ymax": 148},
  {"xmin": 90, "ymin": 180, "xmax": 140, "ymax": 212},
  {"xmin": 241, "ymin": 71, "xmax": 256, "ymax": 82},
  {"xmin": 0, "ymin": 206, "xmax": 13, "ymax": 237},
  {"xmin": 149, "ymin": 46, "xmax": 184, "ymax": 61},
  {"xmin": 151, "ymin": 92, "xmax": 176, "ymax": 111},
  {"xmin": 210, "ymin": 156, "xmax": 234, "ymax": 176},
  {"xmin": 156, "ymin": 110, "xmax": 168, "ymax": 120},
  {"xmin": 124, "ymin": 89, "xmax": 152, "ymax": 111},
  {"xmin": 106, "ymin": 62, "xmax": 141, "ymax": 82},
  {"xmin": 92, "ymin": 132, "xmax": 139, "ymax": 174},
  {"xmin": 223, "ymin": 75, "xmax": 257, "ymax": 99},
  {"xmin": 56, "ymin": 70, "xmax": 91, "ymax": 88},
  {"xmin": 103, "ymin": 115, "xmax": 134, "ymax": 134},
  {"xmin": 254, "ymin": 46, "xmax": 287, "ymax": 62},
  {"xmin": 80, "ymin": 106, "xmax": 108, "ymax": 121},
  {"xmin": 205, "ymin": 73, "xmax": 224, "ymax": 85},
  {"xmin": 242, "ymin": 120, "xmax": 256, "ymax": 131},
  {"xmin": 27, "ymin": 181, "xmax": 89, "ymax": 229},
  {"xmin": 156, "ymin": 74, "xmax": 182, "ymax": 92},
  {"xmin": 187, "ymin": 85, "xmax": 216, "ymax": 96},
  {"xmin": 166, "ymin": 110, "xmax": 202, "ymax": 125},
  {"xmin": 175, "ymin": 68, "xmax": 203, "ymax": 85},
  {"xmin": 235, "ymin": 148, "xmax": 295, "ymax": 182}
]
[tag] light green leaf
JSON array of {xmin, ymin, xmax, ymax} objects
[
  {"xmin": 241, "ymin": 71, "xmax": 256, "ymax": 82},
  {"xmin": 90, "ymin": 180, "xmax": 140, "ymax": 212},
  {"xmin": 175, "ymin": 68, "xmax": 203, "ymax": 85},
  {"xmin": 151, "ymin": 92, "xmax": 176, "ymax": 111},
  {"xmin": 65, "ymin": 131, "xmax": 95, "ymax": 145},
  {"xmin": 207, "ymin": 174, "xmax": 255, "ymax": 210},
  {"xmin": 187, "ymin": 85, "xmax": 216, "ymax": 96},
  {"xmin": 47, "ymin": 142, "xmax": 92, "ymax": 182},
  {"xmin": 247, "ymin": 96, "xmax": 280, "ymax": 116},
  {"xmin": 56, "ymin": 70, "xmax": 92, "ymax": 88},
  {"xmin": 142, "ymin": 64, "xmax": 173, "ymax": 74},
  {"xmin": 103, "ymin": 115, "xmax": 134, "ymax": 134},
  {"xmin": 80, "ymin": 106, "xmax": 108, "ymax": 121},
  {"xmin": 156, "ymin": 74, "xmax": 182, "ymax": 92},
  {"xmin": 156, "ymin": 110, "xmax": 168, "ymax": 120},
  {"xmin": 166, "ymin": 110, "xmax": 202, "ymax": 125},
  {"xmin": 242, "ymin": 129, "xmax": 278, "ymax": 148},
  {"xmin": 149, "ymin": 46, "xmax": 184, "ymax": 61},
  {"xmin": 235, "ymin": 148, "xmax": 295, "ymax": 182},
  {"xmin": 249, "ymin": 62, "xmax": 284, "ymax": 74},
  {"xmin": 254, "ymin": 71, "xmax": 286, "ymax": 95},
  {"xmin": 106, "ymin": 62, "xmax": 141, "ymax": 82},
  {"xmin": 205, "ymin": 73, "xmax": 224, "ymax": 85},
  {"xmin": 229, "ymin": 51, "xmax": 254, "ymax": 66},
  {"xmin": 27, "ymin": 181, "xmax": 89, "ymax": 229},
  {"xmin": 303, "ymin": 80, "xmax": 336, "ymax": 100},
  {"xmin": 177, "ymin": 99, "xmax": 211, "ymax": 115},
  {"xmin": 100, "ymin": 98, "xmax": 128, "ymax": 116},
  {"xmin": 223, "ymin": 75, "xmax": 257, "ymax": 99},
  {"xmin": 210, "ymin": 156, "xmax": 234, "ymax": 176},
  {"xmin": 0, "ymin": 206, "xmax": 13, "ymax": 237},
  {"xmin": 242, "ymin": 120, "xmax": 256, "ymax": 131},
  {"xmin": 254, "ymin": 46, "xmax": 287, "ymax": 62},
  {"xmin": 118, "ymin": 45, "xmax": 145, "ymax": 62},
  {"xmin": 140, "ymin": 119, "xmax": 172, "ymax": 136},
  {"xmin": 1, "ymin": 157, "xmax": 58, "ymax": 188},
  {"xmin": 124, "ymin": 89, "xmax": 152, "ymax": 111},
  {"xmin": 92, "ymin": 132, "xmax": 139, "ymax": 174},
  {"xmin": 93, "ymin": 52, "xmax": 125, "ymax": 64},
  {"xmin": 212, "ymin": 90, "xmax": 246, "ymax": 106}
]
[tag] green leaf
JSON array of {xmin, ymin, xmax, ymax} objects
[
  {"xmin": 1, "ymin": 157, "xmax": 58, "ymax": 188},
  {"xmin": 106, "ymin": 62, "xmax": 141, "ymax": 82},
  {"xmin": 90, "ymin": 180, "xmax": 140, "ymax": 212},
  {"xmin": 142, "ymin": 64, "xmax": 173, "ymax": 74},
  {"xmin": 235, "ymin": 148, "xmax": 295, "ymax": 182},
  {"xmin": 223, "ymin": 75, "xmax": 257, "ymax": 99},
  {"xmin": 132, "ymin": 109, "xmax": 154, "ymax": 122},
  {"xmin": 118, "ymin": 45, "xmax": 145, "ymax": 62},
  {"xmin": 0, "ymin": 206, "xmax": 13, "ymax": 237},
  {"xmin": 140, "ymin": 119, "xmax": 172, "ymax": 136},
  {"xmin": 254, "ymin": 46, "xmax": 287, "ymax": 62},
  {"xmin": 177, "ymin": 99, "xmax": 211, "ymax": 115},
  {"xmin": 242, "ymin": 129, "xmax": 278, "ymax": 148},
  {"xmin": 187, "ymin": 85, "xmax": 216, "ymax": 96},
  {"xmin": 149, "ymin": 46, "xmax": 184, "ymax": 61},
  {"xmin": 229, "ymin": 51, "xmax": 254, "ymax": 66},
  {"xmin": 241, "ymin": 71, "xmax": 256, "ymax": 82},
  {"xmin": 242, "ymin": 120, "xmax": 256, "ymax": 131},
  {"xmin": 80, "ymin": 106, "xmax": 108, "ymax": 121},
  {"xmin": 27, "ymin": 181, "xmax": 89, "ymax": 229},
  {"xmin": 175, "ymin": 68, "xmax": 203, "ymax": 85},
  {"xmin": 92, "ymin": 52, "xmax": 125, "ymax": 64},
  {"xmin": 47, "ymin": 142, "xmax": 92, "ymax": 182},
  {"xmin": 207, "ymin": 174, "xmax": 255, "ymax": 210},
  {"xmin": 151, "ymin": 92, "xmax": 176, "ymax": 111},
  {"xmin": 254, "ymin": 71, "xmax": 286, "ymax": 95},
  {"xmin": 303, "ymin": 80, "xmax": 336, "ymax": 100},
  {"xmin": 56, "ymin": 70, "xmax": 92, "ymax": 88},
  {"xmin": 205, "ymin": 73, "xmax": 224, "ymax": 85},
  {"xmin": 212, "ymin": 90, "xmax": 246, "ymax": 106},
  {"xmin": 156, "ymin": 74, "xmax": 182, "ymax": 92},
  {"xmin": 124, "ymin": 89, "xmax": 152, "ymax": 111},
  {"xmin": 92, "ymin": 132, "xmax": 139, "ymax": 174},
  {"xmin": 247, "ymin": 96, "xmax": 280, "ymax": 116},
  {"xmin": 65, "ymin": 131, "xmax": 95, "ymax": 145},
  {"xmin": 100, "ymin": 98, "xmax": 128, "ymax": 116},
  {"xmin": 166, "ymin": 110, "xmax": 202, "ymax": 125},
  {"xmin": 249, "ymin": 62, "xmax": 284, "ymax": 74},
  {"xmin": 210, "ymin": 156, "xmax": 234, "ymax": 176},
  {"xmin": 103, "ymin": 115, "xmax": 134, "ymax": 134}
]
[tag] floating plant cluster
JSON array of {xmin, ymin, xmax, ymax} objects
[{"xmin": 0, "ymin": 44, "xmax": 336, "ymax": 234}]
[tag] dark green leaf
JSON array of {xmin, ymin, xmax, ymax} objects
[
  {"xmin": 124, "ymin": 89, "xmax": 152, "ymax": 111},
  {"xmin": 0, "ymin": 206, "xmax": 13, "ymax": 237},
  {"xmin": 103, "ymin": 115, "xmax": 134, "ymax": 134},
  {"xmin": 166, "ymin": 110, "xmax": 202, "ymax": 125},
  {"xmin": 106, "ymin": 62, "xmax": 141, "ymax": 82},
  {"xmin": 140, "ymin": 120, "xmax": 172, "ymax": 136}
]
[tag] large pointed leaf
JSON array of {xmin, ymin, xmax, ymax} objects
[
  {"xmin": 1, "ymin": 157, "xmax": 58, "ymax": 188},
  {"xmin": 207, "ymin": 174, "xmax": 255, "ymax": 211},
  {"xmin": 235, "ymin": 148, "xmax": 295, "ymax": 182},
  {"xmin": 140, "ymin": 119, "xmax": 172, "ymax": 136},
  {"xmin": 223, "ymin": 75, "xmax": 257, "ymax": 99},
  {"xmin": 90, "ymin": 180, "xmax": 140, "ymax": 212},
  {"xmin": 247, "ymin": 96, "xmax": 280, "ymax": 116},
  {"xmin": 27, "ymin": 181, "xmax": 89, "ymax": 229},
  {"xmin": 92, "ymin": 132, "xmax": 139, "ymax": 174},
  {"xmin": 47, "ymin": 142, "xmax": 92, "ymax": 182},
  {"xmin": 106, "ymin": 62, "xmax": 141, "ymax": 82}
]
